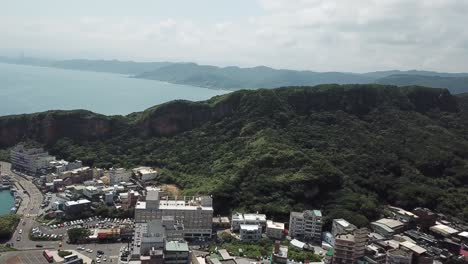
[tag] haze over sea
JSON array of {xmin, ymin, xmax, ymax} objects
[{"xmin": 0, "ymin": 62, "xmax": 229, "ymax": 116}]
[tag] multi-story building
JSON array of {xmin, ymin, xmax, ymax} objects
[
  {"xmin": 386, "ymin": 248, "xmax": 412, "ymax": 264},
  {"xmin": 63, "ymin": 199, "xmax": 91, "ymax": 215},
  {"xmin": 83, "ymin": 186, "xmax": 101, "ymax": 200},
  {"xmin": 272, "ymin": 240, "xmax": 288, "ymax": 264},
  {"xmin": 134, "ymin": 188, "xmax": 213, "ymax": 238},
  {"xmin": 164, "ymin": 241, "xmax": 190, "ymax": 264},
  {"xmin": 266, "ymin": 220, "xmax": 285, "ymax": 240},
  {"xmin": 231, "ymin": 212, "xmax": 267, "ymax": 231},
  {"xmin": 332, "ymin": 219, "xmax": 357, "ymax": 237},
  {"xmin": 332, "ymin": 228, "xmax": 369, "ymax": 264},
  {"xmin": 240, "ymin": 224, "xmax": 262, "ymax": 242},
  {"xmin": 289, "ymin": 210, "xmax": 322, "ymax": 242},
  {"xmin": 108, "ymin": 168, "xmax": 131, "ymax": 185},
  {"xmin": 10, "ymin": 144, "xmax": 56, "ymax": 175},
  {"xmin": 133, "ymin": 167, "xmax": 158, "ymax": 182}
]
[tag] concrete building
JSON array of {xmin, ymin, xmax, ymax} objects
[
  {"xmin": 386, "ymin": 248, "xmax": 412, "ymax": 264},
  {"xmin": 83, "ymin": 186, "xmax": 101, "ymax": 199},
  {"xmin": 133, "ymin": 167, "xmax": 158, "ymax": 182},
  {"xmin": 105, "ymin": 192, "xmax": 114, "ymax": 205},
  {"xmin": 429, "ymin": 224, "xmax": 459, "ymax": 238},
  {"xmin": 272, "ymin": 240, "xmax": 288, "ymax": 264},
  {"xmin": 50, "ymin": 159, "xmax": 82, "ymax": 174},
  {"xmin": 289, "ymin": 210, "xmax": 322, "ymax": 242},
  {"xmin": 62, "ymin": 167, "xmax": 93, "ymax": 184},
  {"xmin": 164, "ymin": 241, "xmax": 190, "ymax": 264},
  {"xmin": 63, "ymin": 199, "xmax": 91, "ymax": 215},
  {"xmin": 239, "ymin": 224, "xmax": 262, "ymax": 242},
  {"xmin": 332, "ymin": 219, "xmax": 357, "ymax": 237},
  {"xmin": 371, "ymin": 219, "xmax": 405, "ymax": 237},
  {"xmin": 134, "ymin": 188, "xmax": 213, "ymax": 238},
  {"xmin": 332, "ymin": 228, "xmax": 369, "ymax": 264},
  {"xmin": 108, "ymin": 167, "xmax": 131, "ymax": 185},
  {"xmin": 388, "ymin": 206, "xmax": 418, "ymax": 223},
  {"xmin": 266, "ymin": 220, "xmax": 285, "ymax": 240},
  {"xmin": 10, "ymin": 144, "xmax": 56, "ymax": 175},
  {"xmin": 231, "ymin": 212, "xmax": 267, "ymax": 231}
]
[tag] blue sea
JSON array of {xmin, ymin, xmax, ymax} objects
[
  {"xmin": 0, "ymin": 190, "xmax": 15, "ymax": 215},
  {"xmin": 0, "ymin": 62, "xmax": 230, "ymax": 116}
]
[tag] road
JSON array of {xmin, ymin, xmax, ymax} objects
[{"xmin": 0, "ymin": 161, "xmax": 48, "ymax": 249}]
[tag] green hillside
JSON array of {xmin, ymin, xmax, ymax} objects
[{"xmin": 1, "ymin": 85, "xmax": 468, "ymax": 226}]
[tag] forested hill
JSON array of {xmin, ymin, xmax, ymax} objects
[
  {"xmin": 2, "ymin": 56, "xmax": 468, "ymax": 93},
  {"xmin": 1, "ymin": 84, "xmax": 468, "ymax": 226}
]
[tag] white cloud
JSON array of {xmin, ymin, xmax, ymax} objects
[{"xmin": 0, "ymin": 0, "xmax": 467, "ymax": 72}]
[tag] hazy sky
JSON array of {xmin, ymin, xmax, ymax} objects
[{"xmin": 1, "ymin": 0, "xmax": 468, "ymax": 72}]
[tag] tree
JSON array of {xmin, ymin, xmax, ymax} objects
[{"xmin": 67, "ymin": 228, "xmax": 91, "ymax": 244}]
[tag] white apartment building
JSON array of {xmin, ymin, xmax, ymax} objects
[
  {"xmin": 10, "ymin": 145, "xmax": 56, "ymax": 175},
  {"xmin": 231, "ymin": 212, "xmax": 267, "ymax": 231},
  {"xmin": 83, "ymin": 186, "xmax": 101, "ymax": 199},
  {"xmin": 266, "ymin": 220, "xmax": 285, "ymax": 240},
  {"xmin": 134, "ymin": 188, "xmax": 213, "ymax": 238},
  {"xmin": 289, "ymin": 210, "xmax": 323, "ymax": 242},
  {"xmin": 133, "ymin": 167, "xmax": 158, "ymax": 182},
  {"xmin": 240, "ymin": 224, "xmax": 262, "ymax": 242},
  {"xmin": 332, "ymin": 219, "xmax": 357, "ymax": 237},
  {"xmin": 108, "ymin": 168, "xmax": 131, "ymax": 185}
]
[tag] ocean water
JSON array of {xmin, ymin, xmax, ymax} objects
[
  {"xmin": 0, "ymin": 63, "xmax": 230, "ymax": 116},
  {"xmin": 0, "ymin": 189, "xmax": 15, "ymax": 215}
]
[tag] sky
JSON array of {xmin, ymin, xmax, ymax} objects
[{"xmin": 1, "ymin": 0, "xmax": 468, "ymax": 72}]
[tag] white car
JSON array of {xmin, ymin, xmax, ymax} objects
[{"xmin": 18, "ymin": 229, "xmax": 23, "ymax": 234}]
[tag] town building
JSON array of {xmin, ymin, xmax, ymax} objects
[
  {"xmin": 388, "ymin": 206, "xmax": 418, "ymax": 224},
  {"xmin": 289, "ymin": 210, "xmax": 322, "ymax": 242},
  {"xmin": 212, "ymin": 217, "xmax": 230, "ymax": 229},
  {"xmin": 266, "ymin": 220, "xmax": 285, "ymax": 240},
  {"xmin": 10, "ymin": 144, "xmax": 56, "ymax": 175},
  {"xmin": 105, "ymin": 192, "xmax": 114, "ymax": 205},
  {"xmin": 371, "ymin": 219, "xmax": 405, "ymax": 237},
  {"xmin": 239, "ymin": 224, "xmax": 262, "ymax": 242},
  {"xmin": 62, "ymin": 167, "xmax": 93, "ymax": 185},
  {"xmin": 83, "ymin": 186, "xmax": 101, "ymax": 199},
  {"xmin": 272, "ymin": 240, "xmax": 288, "ymax": 264},
  {"xmin": 133, "ymin": 167, "xmax": 158, "ymax": 182},
  {"xmin": 386, "ymin": 248, "xmax": 413, "ymax": 264},
  {"xmin": 164, "ymin": 241, "xmax": 190, "ymax": 264},
  {"xmin": 429, "ymin": 224, "xmax": 459, "ymax": 238},
  {"xmin": 332, "ymin": 219, "xmax": 357, "ymax": 237},
  {"xmin": 231, "ymin": 212, "xmax": 267, "ymax": 231},
  {"xmin": 332, "ymin": 228, "xmax": 369, "ymax": 264},
  {"xmin": 63, "ymin": 199, "xmax": 91, "ymax": 215},
  {"xmin": 134, "ymin": 188, "xmax": 213, "ymax": 238},
  {"xmin": 108, "ymin": 167, "xmax": 131, "ymax": 185}
]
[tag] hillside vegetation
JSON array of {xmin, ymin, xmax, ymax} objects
[{"xmin": 1, "ymin": 85, "xmax": 468, "ymax": 227}]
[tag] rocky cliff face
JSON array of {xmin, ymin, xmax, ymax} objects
[
  {"xmin": 0, "ymin": 85, "xmax": 461, "ymax": 148},
  {"xmin": 0, "ymin": 111, "xmax": 119, "ymax": 147}
]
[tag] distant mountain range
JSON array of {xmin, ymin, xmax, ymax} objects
[{"xmin": 2, "ymin": 56, "xmax": 468, "ymax": 93}]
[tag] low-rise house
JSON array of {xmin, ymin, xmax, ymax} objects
[
  {"xmin": 231, "ymin": 212, "xmax": 267, "ymax": 231},
  {"xmin": 164, "ymin": 241, "xmax": 190, "ymax": 264},
  {"xmin": 371, "ymin": 219, "xmax": 405, "ymax": 237},
  {"xmin": 83, "ymin": 186, "xmax": 101, "ymax": 199},
  {"xmin": 386, "ymin": 248, "xmax": 413, "ymax": 264},
  {"xmin": 133, "ymin": 167, "xmax": 159, "ymax": 182},
  {"xmin": 266, "ymin": 220, "xmax": 285, "ymax": 240},
  {"xmin": 429, "ymin": 224, "xmax": 459, "ymax": 238},
  {"xmin": 240, "ymin": 224, "xmax": 262, "ymax": 242},
  {"xmin": 272, "ymin": 241, "xmax": 288, "ymax": 264},
  {"xmin": 63, "ymin": 199, "xmax": 91, "ymax": 215}
]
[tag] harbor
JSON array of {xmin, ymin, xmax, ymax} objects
[{"xmin": 0, "ymin": 173, "xmax": 22, "ymax": 215}]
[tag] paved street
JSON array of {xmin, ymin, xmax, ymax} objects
[{"xmin": 1, "ymin": 161, "xmax": 48, "ymax": 249}]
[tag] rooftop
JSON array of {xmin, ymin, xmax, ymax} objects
[
  {"xmin": 244, "ymin": 213, "xmax": 267, "ymax": 221},
  {"xmin": 240, "ymin": 224, "xmax": 261, "ymax": 231},
  {"xmin": 375, "ymin": 218, "xmax": 405, "ymax": 229},
  {"xmin": 388, "ymin": 248, "xmax": 413, "ymax": 257},
  {"xmin": 267, "ymin": 220, "xmax": 285, "ymax": 230},
  {"xmin": 165, "ymin": 241, "xmax": 189, "ymax": 252},
  {"xmin": 430, "ymin": 224, "xmax": 459, "ymax": 235},
  {"xmin": 371, "ymin": 222, "xmax": 395, "ymax": 233},
  {"xmin": 336, "ymin": 234, "xmax": 355, "ymax": 242},
  {"xmin": 400, "ymin": 241, "xmax": 427, "ymax": 254}
]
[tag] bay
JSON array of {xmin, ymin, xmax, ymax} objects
[{"xmin": 0, "ymin": 62, "xmax": 230, "ymax": 116}]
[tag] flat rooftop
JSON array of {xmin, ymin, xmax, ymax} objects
[
  {"xmin": 240, "ymin": 224, "xmax": 261, "ymax": 231},
  {"xmin": 165, "ymin": 241, "xmax": 189, "ymax": 252}
]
